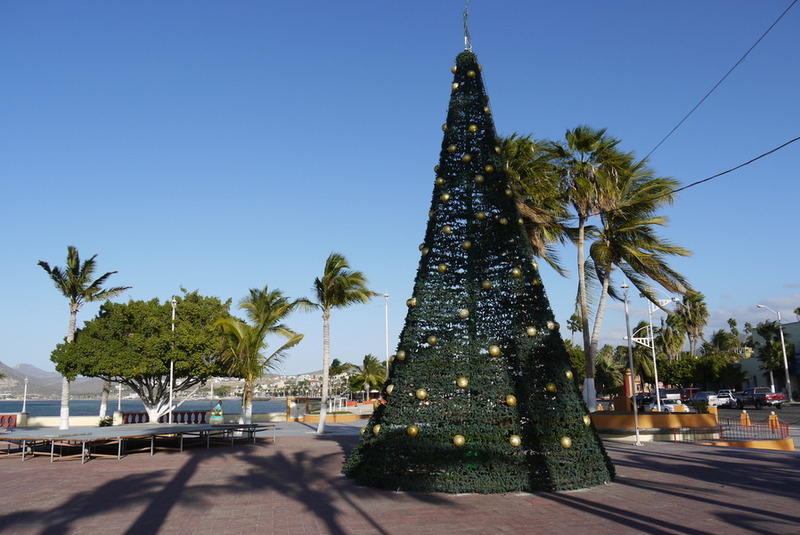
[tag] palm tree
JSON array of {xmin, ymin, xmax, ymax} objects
[
  {"xmin": 657, "ymin": 312, "xmax": 686, "ymax": 361},
  {"xmin": 349, "ymin": 354, "xmax": 386, "ymax": 401},
  {"xmin": 312, "ymin": 253, "xmax": 374, "ymax": 434},
  {"xmin": 547, "ymin": 126, "xmax": 632, "ymax": 406},
  {"xmin": 585, "ymin": 158, "xmax": 690, "ymax": 396},
  {"xmin": 38, "ymin": 246, "xmax": 130, "ymax": 429},
  {"xmin": 675, "ymin": 293, "xmax": 709, "ymax": 356},
  {"xmin": 215, "ymin": 286, "xmax": 306, "ymax": 423},
  {"xmin": 502, "ymin": 133, "xmax": 571, "ymax": 275}
]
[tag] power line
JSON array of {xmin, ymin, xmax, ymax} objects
[{"xmin": 644, "ymin": 0, "xmax": 798, "ymax": 160}]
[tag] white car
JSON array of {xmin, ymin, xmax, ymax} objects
[
  {"xmin": 716, "ymin": 392, "xmax": 736, "ymax": 407},
  {"xmin": 649, "ymin": 399, "xmax": 692, "ymax": 413}
]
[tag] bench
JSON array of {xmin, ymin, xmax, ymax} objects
[{"xmin": 122, "ymin": 411, "xmax": 207, "ymax": 425}]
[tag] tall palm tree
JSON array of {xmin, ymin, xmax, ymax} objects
[
  {"xmin": 675, "ymin": 292, "xmax": 709, "ymax": 356},
  {"xmin": 349, "ymin": 354, "xmax": 386, "ymax": 401},
  {"xmin": 312, "ymin": 253, "xmax": 374, "ymax": 434},
  {"xmin": 586, "ymin": 158, "xmax": 690, "ymax": 395},
  {"xmin": 548, "ymin": 126, "xmax": 631, "ymax": 406},
  {"xmin": 215, "ymin": 286, "xmax": 305, "ymax": 424},
  {"xmin": 38, "ymin": 246, "xmax": 130, "ymax": 429},
  {"xmin": 657, "ymin": 312, "xmax": 686, "ymax": 361}
]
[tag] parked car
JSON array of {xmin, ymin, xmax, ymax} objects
[
  {"xmin": 680, "ymin": 388, "xmax": 701, "ymax": 402},
  {"xmin": 716, "ymin": 392, "xmax": 736, "ymax": 407},
  {"xmin": 735, "ymin": 387, "xmax": 785, "ymax": 409},
  {"xmin": 718, "ymin": 389, "xmax": 735, "ymax": 397},
  {"xmin": 634, "ymin": 392, "xmax": 654, "ymax": 410},
  {"xmin": 658, "ymin": 388, "xmax": 682, "ymax": 401},
  {"xmin": 689, "ymin": 391, "xmax": 720, "ymax": 407},
  {"xmin": 649, "ymin": 399, "xmax": 693, "ymax": 413}
]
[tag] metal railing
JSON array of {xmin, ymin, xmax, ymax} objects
[{"xmin": 673, "ymin": 418, "xmax": 789, "ymax": 444}]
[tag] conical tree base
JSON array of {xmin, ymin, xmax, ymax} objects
[{"xmin": 343, "ymin": 50, "xmax": 614, "ymax": 494}]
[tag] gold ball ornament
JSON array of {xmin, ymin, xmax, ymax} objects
[
  {"xmin": 488, "ymin": 345, "xmax": 501, "ymax": 357},
  {"xmin": 476, "ymin": 211, "xmax": 487, "ymax": 220},
  {"xmin": 442, "ymin": 225, "xmax": 452, "ymax": 234},
  {"xmin": 546, "ymin": 383, "xmax": 557, "ymax": 393},
  {"xmin": 406, "ymin": 298, "xmax": 417, "ymax": 307},
  {"xmin": 428, "ymin": 210, "xmax": 435, "ymax": 219},
  {"xmin": 518, "ymin": 218, "xmax": 525, "ymax": 226},
  {"xmin": 499, "ymin": 217, "xmax": 508, "ymax": 225},
  {"xmin": 386, "ymin": 384, "xmax": 394, "ymax": 395},
  {"xmin": 407, "ymin": 425, "xmax": 419, "ymax": 437},
  {"xmin": 461, "ymin": 240, "xmax": 472, "ymax": 250},
  {"xmin": 415, "ymin": 388, "xmax": 428, "ymax": 400},
  {"xmin": 565, "ymin": 370, "xmax": 574, "ymax": 380},
  {"xmin": 560, "ymin": 436, "xmax": 573, "ymax": 449},
  {"xmin": 373, "ymin": 424, "xmax": 381, "ymax": 435},
  {"xmin": 360, "ymin": 426, "xmax": 367, "ymax": 435},
  {"xmin": 531, "ymin": 260, "xmax": 539, "ymax": 270},
  {"xmin": 509, "ymin": 435, "xmax": 522, "ymax": 447},
  {"xmin": 440, "ymin": 193, "xmax": 451, "ymax": 202},
  {"xmin": 437, "ymin": 263, "xmax": 448, "ymax": 273},
  {"xmin": 373, "ymin": 400, "xmax": 381, "ymax": 410},
  {"xmin": 481, "ymin": 280, "xmax": 493, "ymax": 290},
  {"xmin": 396, "ymin": 350, "xmax": 407, "ymax": 361},
  {"xmin": 453, "ymin": 434, "xmax": 466, "ymax": 447},
  {"xmin": 505, "ymin": 188, "xmax": 514, "ymax": 197},
  {"xmin": 451, "ymin": 65, "xmax": 457, "ymax": 73},
  {"xmin": 547, "ymin": 320, "xmax": 557, "ymax": 330},
  {"xmin": 451, "ymin": 82, "xmax": 459, "ymax": 91},
  {"xmin": 494, "ymin": 146, "xmax": 502, "ymax": 154},
  {"xmin": 427, "ymin": 335, "xmax": 438, "ymax": 346},
  {"xmin": 484, "ymin": 165, "xmax": 494, "ymax": 173},
  {"xmin": 468, "ymin": 124, "xmax": 478, "ymax": 132},
  {"xmin": 511, "ymin": 267, "xmax": 522, "ymax": 277},
  {"xmin": 532, "ymin": 278, "xmax": 541, "ymax": 285},
  {"xmin": 458, "ymin": 308, "xmax": 470, "ymax": 319},
  {"xmin": 447, "ymin": 144, "xmax": 457, "ymax": 153},
  {"xmin": 466, "ymin": 69, "xmax": 476, "ymax": 78},
  {"xmin": 461, "ymin": 154, "xmax": 472, "ymax": 162},
  {"xmin": 441, "ymin": 123, "xmax": 448, "ymax": 131},
  {"xmin": 456, "ymin": 376, "xmax": 469, "ymax": 388},
  {"xmin": 506, "ymin": 394, "xmax": 517, "ymax": 406},
  {"xmin": 421, "ymin": 247, "xmax": 430, "ymax": 256},
  {"xmin": 526, "ymin": 326, "xmax": 538, "ymax": 337},
  {"xmin": 583, "ymin": 415, "xmax": 592, "ymax": 426},
  {"xmin": 483, "ymin": 106, "xmax": 491, "ymax": 114},
  {"xmin": 474, "ymin": 174, "xmax": 484, "ymax": 184},
  {"xmin": 435, "ymin": 176, "xmax": 445, "ymax": 186},
  {"xmin": 434, "ymin": 165, "xmax": 439, "ymax": 173}
]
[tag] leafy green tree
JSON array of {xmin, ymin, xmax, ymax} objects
[
  {"xmin": 52, "ymin": 291, "xmax": 229, "ymax": 422},
  {"xmin": 753, "ymin": 320, "xmax": 794, "ymax": 393},
  {"xmin": 38, "ymin": 246, "xmax": 130, "ymax": 429},
  {"xmin": 659, "ymin": 355, "xmax": 696, "ymax": 387},
  {"xmin": 312, "ymin": 252, "xmax": 374, "ymax": 433},
  {"xmin": 216, "ymin": 286, "xmax": 306, "ymax": 423},
  {"xmin": 348, "ymin": 354, "xmax": 386, "ymax": 400},
  {"xmin": 594, "ymin": 345, "xmax": 624, "ymax": 397},
  {"xmin": 656, "ymin": 312, "xmax": 686, "ymax": 361}
]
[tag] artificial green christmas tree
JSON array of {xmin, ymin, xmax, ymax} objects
[{"xmin": 343, "ymin": 50, "xmax": 615, "ymax": 493}]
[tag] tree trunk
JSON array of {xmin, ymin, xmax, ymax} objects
[
  {"xmin": 585, "ymin": 272, "xmax": 612, "ymax": 410},
  {"xmin": 59, "ymin": 305, "xmax": 79, "ymax": 430},
  {"xmin": 316, "ymin": 308, "xmax": 331, "ymax": 434},
  {"xmin": 576, "ymin": 217, "xmax": 595, "ymax": 408},
  {"xmin": 240, "ymin": 380, "xmax": 253, "ymax": 424},
  {"xmin": 99, "ymin": 379, "xmax": 111, "ymax": 419}
]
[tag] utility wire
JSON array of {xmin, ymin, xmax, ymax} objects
[{"xmin": 644, "ymin": 0, "xmax": 798, "ymax": 160}]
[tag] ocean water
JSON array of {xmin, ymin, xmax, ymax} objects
[{"xmin": 0, "ymin": 398, "xmax": 287, "ymax": 417}]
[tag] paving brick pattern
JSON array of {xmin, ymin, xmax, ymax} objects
[{"xmin": 0, "ymin": 431, "xmax": 798, "ymax": 535}]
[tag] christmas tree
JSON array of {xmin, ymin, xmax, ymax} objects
[{"xmin": 343, "ymin": 50, "xmax": 615, "ymax": 493}]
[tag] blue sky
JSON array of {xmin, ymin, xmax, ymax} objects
[{"xmin": 2, "ymin": 1, "xmax": 799, "ymax": 376}]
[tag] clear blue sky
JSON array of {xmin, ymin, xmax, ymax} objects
[{"xmin": 2, "ymin": 1, "xmax": 799, "ymax": 376}]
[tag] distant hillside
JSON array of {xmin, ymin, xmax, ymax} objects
[{"xmin": 0, "ymin": 361, "xmax": 104, "ymax": 399}]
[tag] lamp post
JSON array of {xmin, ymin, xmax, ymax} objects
[
  {"xmin": 630, "ymin": 290, "xmax": 679, "ymax": 412},
  {"xmin": 756, "ymin": 304, "xmax": 794, "ymax": 402},
  {"xmin": 170, "ymin": 297, "xmax": 177, "ymax": 424},
  {"xmin": 621, "ymin": 282, "xmax": 642, "ymax": 446}
]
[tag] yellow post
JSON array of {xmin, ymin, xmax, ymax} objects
[
  {"xmin": 708, "ymin": 406, "xmax": 718, "ymax": 423},
  {"xmin": 768, "ymin": 411, "xmax": 780, "ymax": 431},
  {"xmin": 740, "ymin": 410, "xmax": 751, "ymax": 426}
]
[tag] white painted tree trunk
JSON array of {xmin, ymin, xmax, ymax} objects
[
  {"xmin": 99, "ymin": 379, "xmax": 111, "ymax": 419},
  {"xmin": 316, "ymin": 308, "xmax": 331, "ymax": 434}
]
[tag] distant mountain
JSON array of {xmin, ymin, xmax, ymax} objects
[{"xmin": 0, "ymin": 361, "xmax": 104, "ymax": 399}]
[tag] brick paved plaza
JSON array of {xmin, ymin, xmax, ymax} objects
[{"xmin": 0, "ymin": 424, "xmax": 798, "ymax": 534}]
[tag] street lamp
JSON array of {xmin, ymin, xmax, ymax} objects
[
  {"xmin": 629, "ymin": 289, "xmax": 679, "ymax": 412},
  {"xmin": 756, "ymin": 304, "xmax": 794, "ymax": 402},
  {"xmin": 621, "ymin": 282, "xmax": 642, "ymax": 446},
  {"xmin": 170, "ymin": 297, "xmax": 177, "ymax": 424}
]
